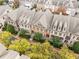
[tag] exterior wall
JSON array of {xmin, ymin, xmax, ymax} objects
[{"xmin": 3, "ymin": 16, "xmax": 79, "ymax": 45}]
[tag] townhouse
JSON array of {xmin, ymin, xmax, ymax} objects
[
  {"xmin": 0, "ymin": 5, "xmax": 78, "ymax": 45},
  {"xmin": 0, "ymin": 0, "xmax": 79, "ymax": 45},
  {"xmin": 21, "ymin": 0, "xmax": 78, "ymax": 16}
]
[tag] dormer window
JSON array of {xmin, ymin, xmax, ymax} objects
[
  {"xmin": 54, "ymin": 26, "xmax": 55, "ymax": 28},
  {"xmin": 3, "ymin": 17, "xmax": 4, "ymax": 19},
  {"xmin": 58, "ymin": 22, "xmax": 63, "ymax": 31},
  {"xmin": 64, "ymin": 28, "xmax": 65, "ymax": 31},
  {"xmin": 70, "ymin": 41, "xmax": 72, "ymax": 44},
  {"xmin": 62, "ymin": 22, "xmax": 67, "ymax": 32},
  {"xmin": 59, "ymin": 32, "xmax": 62, "ymax": 36},
  {"xmin": 55, "ymin": 31, "xmax": 57, "ymax": 35},
  {"xmin": 53, "ymin": 21, "xmax": 58, "ymax": 30},
  {"xmin": 22, "ymin": 24, "xmax": 23, "ymax": 26},
  {"xmin": 59, "ymin": 27, "xmax": 60, "ymax": 30},
  {"xmin": 73, "ymin": 36, "xmax": 75, "ymax": 39}
]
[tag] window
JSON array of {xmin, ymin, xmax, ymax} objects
[
  {"xmin": 54, "ymin": 26, "xmax": 56, "ymax": 29},
  {"xmin": 64, "ymin": 28, "xmax": 65, "ymax": 31},
  {"xmin": 7, "ymin": 10, "xmax": 9, "ymax": 13},
  {"xmin": 59, "ymin": 33, "xmax": 62, "ymax": 36},
  {"xmin": 64, "ymin": 40, "xmax": 68, "ymax": 43},
  {"xmin": 11, "ymin": 22, "xmax": 13, "ymax": 24},
  {"xmin": 25, "ymin": 25, "xmax": 27, "ymax": 27},
  {"xmin": 70, "ymin": 41, "xmax": 72, "ymax": 44},
  {"xmin": 46, "ymin": 33, "xmax": 49, "ymax": 37},
  {"xmin": 21, "ymin": 24, "xmax": 23, "ymax": 26},
  {"xmin": 60, "ymin": 37, "xmax": 63, "ymax": 40},
  {"xmin": 65, "ymin": 36, "xmax": 70, "ymax": 40},
  {"xmin": 51, "ymin": 35, "xmax": 54, "ymax": 37},
  {"xmin": 55, "ymin": 32, "xmax": 57, "ymax": 35},
  {"xmin": 63, "ymin": 34, "xmax": 66, "ymax": 36},
  {"xmin": 73, "ymin": 36, "xmax": 75, "ymax": 39},
  {"xmin": 59, "ymin": 27, "xmax": 60, "ymax": 30},
  {"xmin": 9, "ymin": 21, "xmax": 10, "ymax": 23},
  {"xmin": 3, "ymin": 17, "xmax": 4, "ymax": 19},
  {"xmin": 76, "ymin": 37, "xmax": 79, "ymax": 40}
]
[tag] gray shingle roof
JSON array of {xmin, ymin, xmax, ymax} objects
[
  {"xmin": 4, "ymin": 5, "xmax": 79, "ymax": 35},
  {"xmin": 0, "ymin": 5, "xmax": 11, "ymax": 16}
]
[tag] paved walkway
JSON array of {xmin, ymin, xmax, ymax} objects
[{"xmin": 0, "ymin": 43, "xmax": 30, "ymax": 59}]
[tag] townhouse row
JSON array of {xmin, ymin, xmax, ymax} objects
[{"xmin": 0, "ymin": 6, "xmax": 78, "ymax": 45}]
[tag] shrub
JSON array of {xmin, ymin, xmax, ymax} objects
[
  {"xmin": 26, "ymin": 41, "xmax": 54, "ymax": 59},
  {"xmin": 59, "ymin": 45, "xmax": 77, "ymax": 59},
  {"xmin": 19, "ymin": 29, "xmax": 31, "ymax": 39},
  {"xmin": 0, "ymin": 0, "xmax": 4, "ymax": 5},
  {"xmin": 49, "ymin": 36, "xmax": 63, "ymax": 48},
  {"xmin": 33, "ymin": 32, "xmax": 45, "ymax": 43},
  {"xmin": 5, "ymin": 0, "xmax": 9, "ymax": 3},
  {"xmin": 8, "ymin": 39, "xmax": 30, "ymax": 54},
  {"xmin": 72, "ymin": 41, "xmax": 79, "ymax": 54},
  {"xmin": 0, "ymin": 31, "xmax": 12, "ymax": 40},
  {"xmin": 3, "ymin": 23, "xmax": 17, "ymax": 34},
  {"xmin": 0, "ymin": 31, "xmax": 12, "ymax": 47}
]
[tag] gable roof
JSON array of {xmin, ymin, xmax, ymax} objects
[{"xmin": 31, "ymin": 9, "xmax": 53, "ymax": 29}]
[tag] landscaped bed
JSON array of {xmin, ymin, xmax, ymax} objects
[{"xmin": 0, "ymin": 31, "xmax": 79, "ymax": 59}]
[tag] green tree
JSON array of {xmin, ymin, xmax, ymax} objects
[
  {"xmin": 72, "ymin": 41, "xmax": 79, "ymax": 54},
  {"xmin": 49, "ymin": 36, "xmax": 63, "ymax": 48},
  {"xmin": 33, "ymin": 32, "xmax": 45, "ymax": 43}
]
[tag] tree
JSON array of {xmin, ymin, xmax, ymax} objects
[
  {"xmin": 72, "ymin": 41, "xmax": 79, "ymax": 54},
  {"xmin": 33, "ymin": 32, "xmax": 45, "ymax": 43},
  {"xmin": 49, "ymin": 36, "xmax": 63, "ymax": 48},
  {"xmin": 59, "ymin": 45, "xmax": 77, "ymax": 59}
]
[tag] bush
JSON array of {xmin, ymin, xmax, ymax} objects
[
  {"xmin": 5, "ymin": 0, "xmax": 9, "ymax": 3},
  {"xmin": 18, "ymin": 29, "xmax": 31, "ymax": 39},
  {"xmin": 0, "ymin": 0, "xmax": 4, "ymax": 5},
  {"xmin": 3, "ymin": 23, "xmax": 17, "ymax": 34},
  {"xmin": 9, "ymin": 39, "xmax": 30, "ymax": 54},
  {"xmin": 33, "ymin": 32, "xmax": 45, "ymax": 43},
  {"xmin": 49, "ymin": 36, "xmax": 63, "ymax": 48},
  {"xmin": 59, "ymin": 45, "xmax": 77, "ymax": 59},
  {"xmin": 72, "ymin": 41, "xmax": 79, "ymax": 54},
  {"xmin": 0, "ymin": 31, "xmax": 12, "ymax": 47},
  {"xmin": 26, "ymin": 41, "xmax": 54, "ymax": 59}
]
